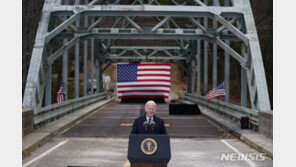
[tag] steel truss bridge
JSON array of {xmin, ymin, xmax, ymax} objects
[{"xmin": 23, "ymin": 0, "xmax": 271, "ymax": 128}]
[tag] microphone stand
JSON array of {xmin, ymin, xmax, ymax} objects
[{"xmin": 143, "ymin": 120, "xmax": 155, "ymax": 134}]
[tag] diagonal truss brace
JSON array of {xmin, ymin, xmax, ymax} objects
[
  {"xmin": 192, "ymin": 0, "xmax": 207, "ymax": 6},
  {"xmin": 58, "ymin": 17, "xmax": 78, "ymax": 32},
  {"xmin": 151, "ymin": 16, "xmax": 171, "ymax": 32},
  {"xmin": 45, "ymin": 13, "xmax": 80, "ymax": 44},
  {"xmin": 215, "ymin": 37, "xmax": 247, "ymax": 67},
  {"xmin": 214, "ymin": 14, "xmax": 249, "ymax": 46},
  {"xmin": 189, "ymin": 17, "xmax": 206, "ymax": 32},
  {"xmin": 47, "ymin": 37, "xmax": 78, "ymax": 65},
  {"xmin": 124, "ymin": 16, "xmax": 143, "ymax": 32}
]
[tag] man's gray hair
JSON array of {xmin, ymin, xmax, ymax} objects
[{"xmin": 145, "ymin": 100, "xmax": 157, "ymax": 109}]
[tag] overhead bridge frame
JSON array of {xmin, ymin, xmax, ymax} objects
[{"xmin": 23, "ymin": 0, "xmax": 270, "ymax": 114}]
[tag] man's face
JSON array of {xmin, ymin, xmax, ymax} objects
[{"xmin": 145, "ymin": 103, "xmax": 156, "ymax": 118}]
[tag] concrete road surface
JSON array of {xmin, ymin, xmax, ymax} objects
[
  {"xmin": 22, "ymin": 137, "xmax": 272, "ymax": 167},
  {"xmin": 22, "ymin": 102, "xmax": 272, "ymax": 167}
]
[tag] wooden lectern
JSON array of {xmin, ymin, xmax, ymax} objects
[{"xmin": 128, "ymin": 134, "xmax": 171, "ymax": 167}]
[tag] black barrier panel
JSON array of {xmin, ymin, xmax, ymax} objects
[
  {"xmin": 240, "ymin": 116, "xmax": 249, "ymax": 129},
  {"xmin": 128, "ymin": 134, "xmax": 171, "ymax": 163},
  {"xmin": 169, "ymin": 104, "xmax": 201, "ymax": 115},
  {"xmin": 121, "ymin": 98, "xmax": 165, "ymax": 103}
]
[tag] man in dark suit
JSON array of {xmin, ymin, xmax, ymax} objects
[{"xmin": 131, "ymin": 100, "xmax": 167, "ymax": 134}]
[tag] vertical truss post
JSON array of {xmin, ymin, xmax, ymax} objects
[
  {"xmin": 241, "ymin": 71, "xmax": 248, "ymax": 107},
  {"xmin": 213, "ymin": 42, "xmax": 217, "ymax": 88},
  {"xmin": 187, "ymin": 41, "xmax": 195, "ymax": 93},
  {"xmin": 62, "ymin": 0, "xmax": 69, "ymax": 101},
  {"xmin": 45, "ymin": 44, "xmax": 52, "ymax": 106},
  {"xmin": 62, "ymin": 1, "xmax": 69, "ymax": 100},
  {"xmin": 225, "ymin": 41, "xmax": 230, "ymax": 103},
  {"xmin": 225, "ymin": 0, "xmax": 230, "ymax": 7},
  {"xmin": 45, "ymin": 65, "xmax": 52, "ymax": 106},
  {"xmin": 90, "ymin": 18, "xmax": 95, "ymax": 94},
  {"xmin": 224, "ymin": 0, "xmax": 230, "ymax": 103},
  {"xmin": 197, "ymin": 39, "xmax": 201, "ymax": 95},
  {"xmin": 75, "ymin": 19, "xmax": 80, "ymax": 98},
  {"xmin": 204, "ymin": 0, "xmax": 208, "ymax": 94},
  {"xmin": 62, "ymin": 38, "xmax": 68, "ymax": 100},
  {"xmin": 95, "ymin": 58, "xmax": 101, "ymax": 93},
  {"xmin": 204, "ymin": 41, "xmax": 208, "ymax": 93},
  {"xmin": 187, "ymin": 64, "xmax": 192, "ymax": 93},
  {"xmin": 83, "ymin": 0, "xmax": 89, "ymax": 96},
  {"xmin": 191, "ymin": 40, "xmax": 197, "ymax": 93},
  {"xmin": 204, "ymin": 40, "xmax": 208, "ymax": 93},
  {"xmin": 212, "ymin": 1, "xmax": 218, "ymax": 88},
  {"xmin": 90, "ymin": 38, "xmax": 94, "ymax": 94},
  {"xmin": 99, "ymin": 65, "xmax": 103, "ymax": 93},
  {"xmin": 240, "ymin": 22, "xmax": 248, "ymax": 107},
  {"xmin": 94, "ymin": 39, "xmax": 102, "ymax": 93}
]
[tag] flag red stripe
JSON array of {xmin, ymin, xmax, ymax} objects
[
  {"xmin": 118, "ymin": 90, "xmax": 170, "ymax": 93},
  {"xmin": 117, "ymin": 84, "xmax": 171, "ymax": 88},
  {"xmin": 206, "ymin": 90, "xmax": 225, "ymax": 100},
  {"xmin": 207, "ymin": 95, "xmax": 225, "ymax": 100},
  {"xmin": 207, "ymin": 94, "xmax": 225, "ymax": 99},
  {"xmin": 137, "ymin": 74, "xmax": 170, "ymax": 77},
  {"xmin": 137, "ymin": 69, "xmax": 171, "ymax": 71},
  {"xmin": 137, "ymin": 79, "xmax": 170, "ymax": 82},
  {"xmin": 208, "ymin": 91, "xmax": 225, "ymax": 96},
  {"xmin": 209, "ymin": 90, "xmax": 225, "ymax": 95},
  {"xmin": 137, "ymin": 63, "xmax": 171, "ymax": 66},
  {"xmin": 118, "ymin": 95, "xmax": 169, "ymax": 98}
]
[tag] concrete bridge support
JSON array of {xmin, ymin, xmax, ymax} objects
[{"xmin": 259, "ymin": 110, "xmax": 273, "ymax": 139}]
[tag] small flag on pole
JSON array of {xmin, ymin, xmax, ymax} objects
[
  {"xmin": 57, "ymin": 83, "xmax": 65, "ymax": 103},
  {"xmin": 206, "ymin": 82, "xmax": 226, "ymax": 100}
]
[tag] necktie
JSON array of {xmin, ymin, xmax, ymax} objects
[{"xmin": 149, "ymin": 118, "xmax": 151, "ymax": 125}]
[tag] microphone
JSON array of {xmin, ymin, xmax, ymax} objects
[
  {"xmin": 150, "ymin": 120, "xmax": 155, "ymax": 131},
  {"xmin": 143, "ymin": 120, "xmax": 149, "ymax": 132}
]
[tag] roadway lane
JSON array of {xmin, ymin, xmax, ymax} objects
[
  {"xmin": 59, "ymin": 102, "xmax": 232, "ymax": 138},
  {"xmin": 22, "ymin": 138, "xmax": 272, "ymax": 167}
]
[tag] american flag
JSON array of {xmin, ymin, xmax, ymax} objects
[
  {"xmin": 116, "ymin": 63, "xmax": 171, "ymax": 99},
  {"xmin": 57, "ymin": 83, "xmax": 65, "ymax": 103},
  {"xmin": 206, "ymin": 82, "xmax": 226, "ymax": 100}
]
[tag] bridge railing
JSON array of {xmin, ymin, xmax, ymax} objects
[
  {"xmin": 185, "ymin": 93, "xmax": 259, "ymax": 129},
  {"xmin": 33, "ymin": 92, "xmax": 106, "ymax": 129}
]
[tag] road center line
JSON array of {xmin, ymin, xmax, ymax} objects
[
  {"xmin": 221, "ymin": 139, "xmax": 256, "ymax": 167},
  {"xmin": 23, "ymin": 140, "xmax": 68, "ymax": 167}
]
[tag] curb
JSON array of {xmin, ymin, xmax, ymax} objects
[
  {"xmin": 201, "ymin": 108, "xmax": 273, "ymax": 159},
  {"xmin": 22, "ymin": 98, "xmax": 114, "ymax": 159}
]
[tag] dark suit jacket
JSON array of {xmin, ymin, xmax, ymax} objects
[{"xmin": 131, "ymin": 114, "xmax": 167, "ymax": 134}]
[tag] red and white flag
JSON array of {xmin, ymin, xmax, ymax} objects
[
  {"xmin": 116, "ymin": 63, "xmax": 171, "ymax": 99},
  {"xmin": 206, "ymin": 82, "xmax": 226, "ymax": 100},
  {"xmin": 57, "ymin": 83, "xmax": 65, "ymax": 103}
]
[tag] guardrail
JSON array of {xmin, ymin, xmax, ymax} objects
[
  {"xmin": 33, "ymin": 92, "xmax": 106, "ymax": 129},
  {"xmin": 185, "ymin": 93, "xmax": 259, "ymax": 129}
]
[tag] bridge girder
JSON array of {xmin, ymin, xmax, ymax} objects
[{"xmin": 23, "ymin": 0, "xmax": 270, "ymax": 112}]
